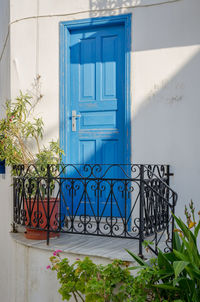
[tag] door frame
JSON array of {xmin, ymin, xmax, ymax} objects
[{"xmin": 59, "ymin": 14, "xmax": 132, "ymax": 165}]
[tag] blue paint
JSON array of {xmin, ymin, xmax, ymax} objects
[
  {"xmin": 60, "ymin": 14, "xmax": 131, "ymax": 218},
  {"xmin": 0, "ymin": 160, "xmax": 5, "ymax": 174}
]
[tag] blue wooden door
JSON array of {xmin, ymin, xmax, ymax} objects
[
  {"xmin": 70, "ymin": 24, "xmax": 125, "ymax": 165},
  {"xmin": 64, "ymin": 22, "xmax": 127, "ymax": 218}
]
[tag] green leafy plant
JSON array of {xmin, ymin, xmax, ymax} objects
[
  {"xmin": 48, "ymin": 250, "xmax": 134, "ymax": 302},
  {"xmin": 127, "ymin": 201, "xmax": 200, "ymax": 302},
  {"xmin": 0, "ymin": 90, "xmax": 64, "ymax": 174}
]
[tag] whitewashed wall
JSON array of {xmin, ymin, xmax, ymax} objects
[
  {"xmin": 0, "ymin": 1, "xmax": 13, "ymax": 302},
  {"xmin": 0, "ymin": 0, "xmax": 199, "ymax": 301},
  {"xmin": 9, "ymin": 0, "xmax": 200, "ymax": 217},
  {"xmin": 10, "ymin": 240, "xmax": 111, "ymax": 302},
  {"xmin": 131, "ymin": 0, "xmax": 200, "ymax": 219}
]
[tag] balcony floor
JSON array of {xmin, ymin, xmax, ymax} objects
[{"xmin": 11, "ymin": 231, "xmax": 156, "ymax": 262}]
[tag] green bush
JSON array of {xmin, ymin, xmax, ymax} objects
[
  {"xmin": 48, "ymin": 252, "xmax": 168, "ymax": 302},
  {"xmin": 48, "ymin": 202, "xmax": 200, "ymax": 302},
  {"xmin": 48, "ymin": 252, "xmax": 134, "ymax": 302},
  {"xmin": 0, "ymin": 91, "xmax": 63, "ymax": 171},
  {"xmin": 127, "ymin": 201, "xmax": 200, "ymax": 302}
]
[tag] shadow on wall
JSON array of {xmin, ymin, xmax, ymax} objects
[
  {"xmin": 133, "ymin": 49, "xmax": 200, "ymax": 216},
  {"xmin": 86, "ymin": 0, "xmax": 200, "ymax": 216},
  {"xmin": 89, "ymin": 0, "xmax": 139, "ymax": 17},
  {"xmin": 58, "ymin": 45, "xmax": 200, "ymax": 218},
  {"xmin": 57, "ymin": 46, "xmax": 199, "ymax": 225},
  {"xmin": 90, "ymin": 0, "xmax": 200, "ymax": 50},
  {"xmin": 45, "ymin": 0, "xmax": 200, "ymax": 219}
]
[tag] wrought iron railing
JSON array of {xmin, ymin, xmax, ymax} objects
[{"xmin": 13, "ymin": 164, "xmax": 178, "ymax": 257}]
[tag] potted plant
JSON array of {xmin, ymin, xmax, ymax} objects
[{"xmin": 0, "ymin": 90, "xmax": 64, "ymax": 240}]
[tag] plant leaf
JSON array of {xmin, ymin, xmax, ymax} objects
[
  {"xmin": 173, "ymin": 261, "xmax": 189, "ymax": 279},
  {"xmin": 173, "ymin": 249, "xmax": 188, "ymax": 262},
  {"xmin": 153, "ymin": 284, "xmax": 180, "ymax": 291},
  {"xmin": 194, "ymin": 220, "xmax": 200, "ymax": 238},
  {"xmin": 164, "ymin": 252, "xmax": 177, "ymax": 262},
  {"xmin": 173, "ymin": 231, "xmax": 181, "ymax": 251},
  {"xmin": 158, "ymin": 251, "xmax": 173, "ymax": 273},
  {"xmin": 125, "ymin": 249, "xmax": 148, "ymax": 267},
  {"xmin": 173, "ymin": 215, "xmax": 196, "ymax": 245}
]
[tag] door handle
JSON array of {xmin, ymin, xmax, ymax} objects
[{"xmin": 72, "ymin": 110, "xmax": 81, "ymax": 132}]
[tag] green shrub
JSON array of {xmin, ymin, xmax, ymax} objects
[
  {"xmin": 48, "ymin": 252, "xmax": 134, "ymax": 302},
  {"xmin": 0, "ymin": 91, "xmax": 63, "ymax": 171},
  {"xmin": 127, "ymin": 201, "xmax": 200, "ymax": 302},
  {"xmin": 48, "ymin": 203, "xmax": 200, "ymax": 302},
  {"xmin": 48, "ymin": 252, "xmax": 167, "ymax": 302}
]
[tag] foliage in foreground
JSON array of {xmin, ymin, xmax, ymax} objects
[
  {"xmin": 48, "ymin": 251, "xmax": 169, "ymax": 302},
  {"xmin": 0, "ymin": 90, "xmax": 63, "ymax": 171},
  {"xmin": 48, "ymin": 202, "xmax": 200, "ymax": 301},
  {"xmin": 127, "ymin": 200, "xmax": 200, "ymax": 302},
  {"xmin": 49, "ymin": 252, "xmax": 133, "ymax": 302}
]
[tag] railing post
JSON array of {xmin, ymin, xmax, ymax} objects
[
  {"xmin": 165, "ymin": 165, "xmax": 170, "ymax": 242},
  {"xmin": 46, "ymin": 164, "xmax": 50, "ymax": 245},
  {"xmin": 171, "ymin": 194, "xmax": 176, "ymax": 250},
  {"xmin": 12, "ymin": 166, "xmax": 16, "ymax": 220},
  {"xmin": 166, "ymin": 165, "xmax": 176, "ymax": 251},
  {"xmin": 139, "ymin": 165, "xmax": 145, "ymax": 258},
  {"xmin": 12, "ymin": 177, "xmax": 17, "ymax": 232}
]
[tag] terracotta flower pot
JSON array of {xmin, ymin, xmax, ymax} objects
[{"xmin": 24, "ymin": 198, "xmax": 60, "ymax": 240}]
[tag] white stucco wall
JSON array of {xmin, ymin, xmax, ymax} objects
[
  {"xmin": 131, "ymin": 0, "xmax": 200, "ymax": 219},
  {"xmin": 11, "ymin": 241, "xmax": 110, "ymax": 302},
  {"xmin": 9, "ymin": 0, "xmax": 200, "ymax": 217},
  {"xmin": 0, "ymin": 0, "xmax": 200, "ymax": 301},
  {"xmin": 0, "ymin": 0, "xmax": 10, "ymax": 101},
  {"xmin": 0, "ymin": 1, "xmax": 13, "ymax": 302}
]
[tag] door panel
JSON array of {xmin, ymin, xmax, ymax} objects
[
  {"xmin": 80, "ymin": 38, "xmax": 96, "ymax": 101},
  {"xmin": 70, "ymin": 25, "xmax": 124, "ymax": 164},
  {"xmin": 65, "ymin": 23, "xmax": 127, "ymax": 217}
]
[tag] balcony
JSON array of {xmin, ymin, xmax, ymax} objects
[{"xmin": 13, "ymin": 164, "xmax": 177, "ymax": 258}]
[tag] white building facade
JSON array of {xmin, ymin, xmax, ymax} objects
[{"xmin": 0, "ymin": 0, "xmax": 200, "ymax": 301}]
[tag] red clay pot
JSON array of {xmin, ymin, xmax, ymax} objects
[{"xmin": 24, "ymin": 198, "xmax": 60, "ymax": 240}]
